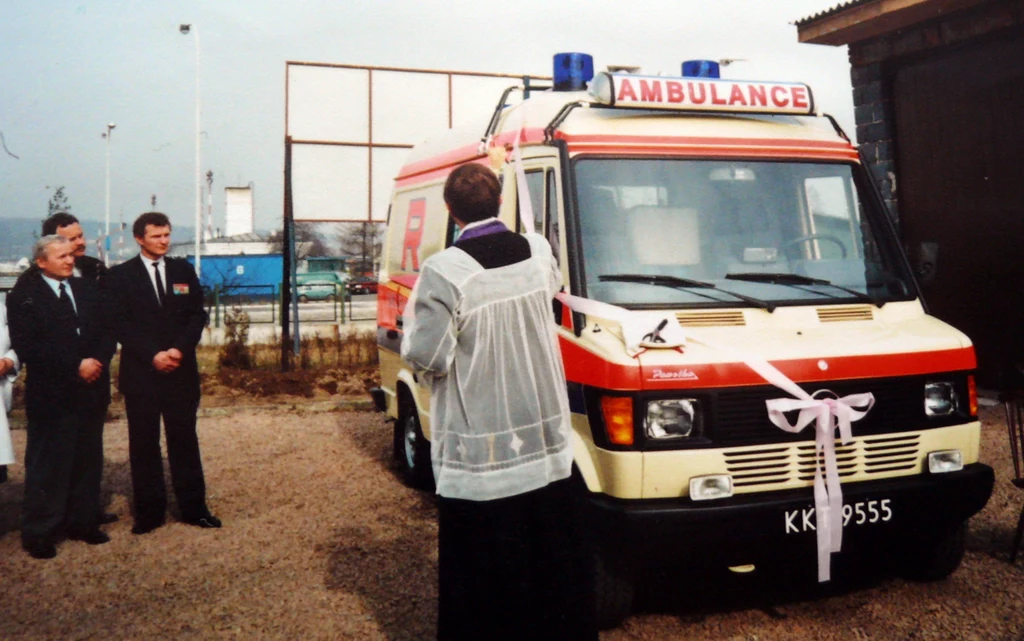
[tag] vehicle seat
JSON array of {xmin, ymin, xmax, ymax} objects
[{"xmin": 628, "ymin": 206, "xmax": 702, "ymax": 278}]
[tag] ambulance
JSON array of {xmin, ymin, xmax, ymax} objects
[{"xmin": 372, "ymin": 53, "xmax": 994, "ymax": 627}]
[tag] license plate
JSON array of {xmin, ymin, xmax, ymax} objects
[{"xmin": 784, "ymin": 499, "xmax": 893, "ymax": 534}]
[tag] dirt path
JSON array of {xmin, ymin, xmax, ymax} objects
[{"xmin": 1, "ymin": 404, "xmax": 1023, "ymax": 640}]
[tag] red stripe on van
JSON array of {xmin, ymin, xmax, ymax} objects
[
  {"xmin": 563, "ymin": 143, "xmax": 860, "ymax": 161},
  {"xmin": 558, "ymin": 134, "xmax": 855, "ymax": 151},
  {"xmin": 638, "ymin": 347, "xmax": 976, "ymax": 390},
  {"xmin": 558, "ymin": 132, "xmax": 859, "ymax": 161},
  {"xmin": 556, "ymin": 340, "xmax": 975, "ymax": 392},
  {"xmin": 390, "ymin": 274, "xmax": 418, "ymax": 290},
  {"xmin": 395, "ymin": 128, "xmax": 548, "ymax": 185}
]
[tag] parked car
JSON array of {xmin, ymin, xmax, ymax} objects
[
  {"xmin": 296, "ymin": 281, "xmax": 339, "ymax": 303},
  {"xmin": 346, "ymin": 277, "xmax": 378, "ymax": 295}
]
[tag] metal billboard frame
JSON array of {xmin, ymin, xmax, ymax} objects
[{"xmin": 280, "ymin": 61, "xmax": 550, "ymax": 369}]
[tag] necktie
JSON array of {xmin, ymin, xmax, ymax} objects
[
  {"xmin": 153, "ymin": 262, "xmax": 167, "ymax": 306},
  {"xmin": 58, "ymin": 282, "xmax": 77, "ymax": 321}
]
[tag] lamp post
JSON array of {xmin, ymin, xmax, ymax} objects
[
  {"xmin": 180, "ymin": 23, "xmax": 202, "ymax": 276},
  {"xmin": 102, "ymin": 123, "xmax": 115, "ymax": 266}
]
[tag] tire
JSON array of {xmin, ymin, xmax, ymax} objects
[
  {"xmin": 592, "ymin": 544, "xmax": 635, "ymax": 630},
  {"xmin": 326, "ymin": 293, "xmax": 336, "ymax": 302},
  {"xmin": 900, "ymin": 522, "xmax": 968, "ymax": 581},
  {"xmin": 298, "ymin": 294, "xmax": 309, "ymax": 303},
  {"xmin": 395, "ymin": 401, "xmax": 434, "ymax": 490}
]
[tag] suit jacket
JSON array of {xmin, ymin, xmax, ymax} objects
[
  {"xmin": 105, "ymin": 256, "xmax": 208, "ymax": 397},
  {"xmin": 5, "ymin": 272, "xmax": 115, "ymax": 420},
  {"xmin": 75, "ymin": 255, "xmax": 108, "ymax": 282}
]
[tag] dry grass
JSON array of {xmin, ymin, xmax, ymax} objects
[{"xmin": 199, "ymin": 330, "xmax": 378, "ymax": 373}]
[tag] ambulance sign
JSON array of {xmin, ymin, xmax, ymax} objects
[{"xmin": 588, "ymin": 72, "xmax": 814, "ymax": 116}]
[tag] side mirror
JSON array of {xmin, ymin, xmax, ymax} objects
[{"xmin": 911, "ymin": 241, "xmax": 939, "ymax": 285}]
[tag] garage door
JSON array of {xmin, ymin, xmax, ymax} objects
[{"xmin": 894, "ymin": 35, "xmax": 1024, "ymax": 387}]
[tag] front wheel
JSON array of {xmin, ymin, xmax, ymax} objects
[
  {"xmin": 395, "ymin": 405, "xmax": 433, "ymax": 490},
  {"xmin": 592, "ymin": 545, "xmax": 635, "ymax": 630},
  {"xmin": 900, "ymin": 522, "xmax": 968, "ymax": 581}
]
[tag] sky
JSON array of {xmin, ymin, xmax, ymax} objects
[{"xmin": 0, "ymin": 0, "xmax": 850, "ymax": 241}]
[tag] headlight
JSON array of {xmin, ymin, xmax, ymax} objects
[
  {"xmin": 690, "ymin": 475, "xmax": 733, "ymax": 501},
  {"xmin": 645, "ymin": 399, "xmax": 702, "ymax": 440},
  {"xmin": 928, "ymin": 450, "xmax": 963, "ymax": 473},
  {"xmin": 924, "ymin": 382, "xmax": 957, "ymax": 416}
]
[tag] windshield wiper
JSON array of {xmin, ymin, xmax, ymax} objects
[
  {"xmin": 724, "ymin": 272, "xmax": 882, "ymax": 307},
  {"xmin": 599, "ymin": 273, "xmax": 772, "ymax": 310}
]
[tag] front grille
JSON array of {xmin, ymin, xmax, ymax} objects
[
  {"xmin": 724, "ymin": 433, "xmax": 921, "ymax": 489},
  {"xmin": 710, "ymin": 374, "xmax": 964, "ymax": 447}
]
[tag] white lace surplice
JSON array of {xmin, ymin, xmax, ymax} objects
[
  {"xmin": 1, "ymin": 304, "xmax": 21, "ymax": 466},
  {"xmin": 401, "ymin": 233, "xmax": 572, "ymax": 501}
]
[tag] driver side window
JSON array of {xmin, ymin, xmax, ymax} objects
[{"xmin": 804, "ymin": 176, "xmax": 861, "ymax": 260}]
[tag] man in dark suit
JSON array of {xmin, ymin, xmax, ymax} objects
[
  {"xmin": 19, "ymin": 212, "xmax": 110, "ymax": 284},
  {"xmin": 6, "ymin": 235, "xmax": 116, "ymax": 559},
  {"xmin": 19, "ymin": 212, "xmax": 118, "ymax": 525},
  {"xmin": 105, "ymin": 212, "xmax": 220, "ymax": 535}
]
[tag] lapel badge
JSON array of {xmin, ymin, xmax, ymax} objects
[{"xmin": 173, "ymin": 283, "xmax": 189, "ymax": 295}]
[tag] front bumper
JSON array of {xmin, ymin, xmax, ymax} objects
[{"xmin": 585, "ymin": 463, "xmax": 994, "ymax": 569}]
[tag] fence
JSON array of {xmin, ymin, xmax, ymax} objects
[{"xmin": 204, "ymin": 284, "xmax": 358, "ymax": 328}]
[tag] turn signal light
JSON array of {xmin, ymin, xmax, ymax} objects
[
  {"xmin": 601, "ymin": 396, "xmax": 634, "ymax": 446},
  {"xmin": 968, "ymin": 375, "xmax": 978, "ymax": 417}
]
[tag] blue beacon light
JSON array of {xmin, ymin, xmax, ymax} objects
[
  {"xmin": 682, "ymin": 60, "xmax": 721, "ymax": 79},
  {"xmin": 553, "ymin": 53, "xmax": 594, "ymax": 91}
]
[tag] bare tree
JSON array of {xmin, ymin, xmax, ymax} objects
[
  {"xmin": 270, "ymin": 222, "xmax": 331, "ymax": 260},
  {"xmin": 47, "ymin": 186, "xmax": 72, "ymax": 217},
  {"xmin": 336, "ymin": 222, "xmax": 383, "ymax": 275}
]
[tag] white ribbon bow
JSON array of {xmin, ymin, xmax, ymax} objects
[
  {"xmin": 554, "ymin": 291, "xmax": 875, "ymax": 581},
  {"xmin": 765, "ymin": 390, "xmax": 875, "ymax": 581}
]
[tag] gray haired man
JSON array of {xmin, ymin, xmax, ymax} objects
[{"xmin": 6, "ymin": 236, "xmax": 116, "ymax": 559}]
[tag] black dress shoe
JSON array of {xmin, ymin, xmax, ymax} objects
[
  {"xmin": 131, "ymin": 519, "xmax": 165, "ymax": 535},
  {"xmin": 23, "ymin": 539, "xmax": 57, "ymax": 560},
  {"xmin": 99, "ymin": 512, "xmax": 119, "ymax": 525},
  {"xmin": 183, "ymin": 514, "xmax": 222, "ymax": 529},
  {"xmin": 67, "ymin": 529, "xmax": 111, "ymax": 545}
]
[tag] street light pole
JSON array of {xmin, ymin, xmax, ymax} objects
[
  {"xmin": 102, "ymin": 122, "xmax": 115, "ymax": 266},
  {"xmin": 180, "ymin": 23, "xmax": 202, "ymax": 276}
]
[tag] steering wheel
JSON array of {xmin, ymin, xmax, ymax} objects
[{"xmin": 779, "ymin": 234, "xmax": 848, "ymax": 259}]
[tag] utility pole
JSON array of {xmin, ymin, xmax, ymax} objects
[{"xmin": 206, "ymin": 170, "xmax": 214, "ymax": 241}]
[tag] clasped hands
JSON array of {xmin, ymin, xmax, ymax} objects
[
  {"xmin": 152, "ymin": 348, "xmax": 183, "ymax": 374},
  {"xmin": 78, "ymin": 358, "xmax": 104, "ymax": 384}
]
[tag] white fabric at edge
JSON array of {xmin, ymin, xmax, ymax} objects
[
  {"xmin": 1, "ymin": 303, "xmax": 21, "ymax": 466},
  {"xmin": 401, "ymin": 232, "xmax": 572, "ymax": 501}
]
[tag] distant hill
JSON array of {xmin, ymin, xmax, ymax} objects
[{"xmin": 0, "ymin": 217, "xmax": 195, "ymax": 262}]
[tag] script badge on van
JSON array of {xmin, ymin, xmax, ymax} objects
[{"xmin": 648, "ymin": 368, "xmax": 698, "ymax": 382}]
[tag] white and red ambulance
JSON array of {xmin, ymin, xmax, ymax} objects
[{"xmin": 372, "ymin": 54, "xmax": 993, "ymax": 628}]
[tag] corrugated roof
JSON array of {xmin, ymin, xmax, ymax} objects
[
  {"xmin": 796, "ymin": 0, "xmax": 988, "ymax": 46},
  {"xmin": 795, "ymin": 0, "xmax": 874, "ymax": 26}
]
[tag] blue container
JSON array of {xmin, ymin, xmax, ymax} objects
[
  {"xmin": 186, "ymin": 254, "xmax": 283, "ymax": 292},
  {"xmin": 554, "ymin": 52, "xmax": 594, "ymax": 91}
]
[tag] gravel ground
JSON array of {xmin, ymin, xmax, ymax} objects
[{"xmin": 1, "ymin": 402, "xmax": 1023, "ymax": 640}]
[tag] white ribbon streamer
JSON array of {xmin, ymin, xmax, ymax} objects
[
  {"xmin": 510, "ymin": 101, "xmax": 537, "ymax": 235},
  {"xmin": 555, "ymin": 291, "xmax": 874, "ymax": 581}
]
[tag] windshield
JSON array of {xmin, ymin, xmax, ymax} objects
[{"xmin": 574, "ymin": 158, "xmax": 915, "ymax": 308}]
